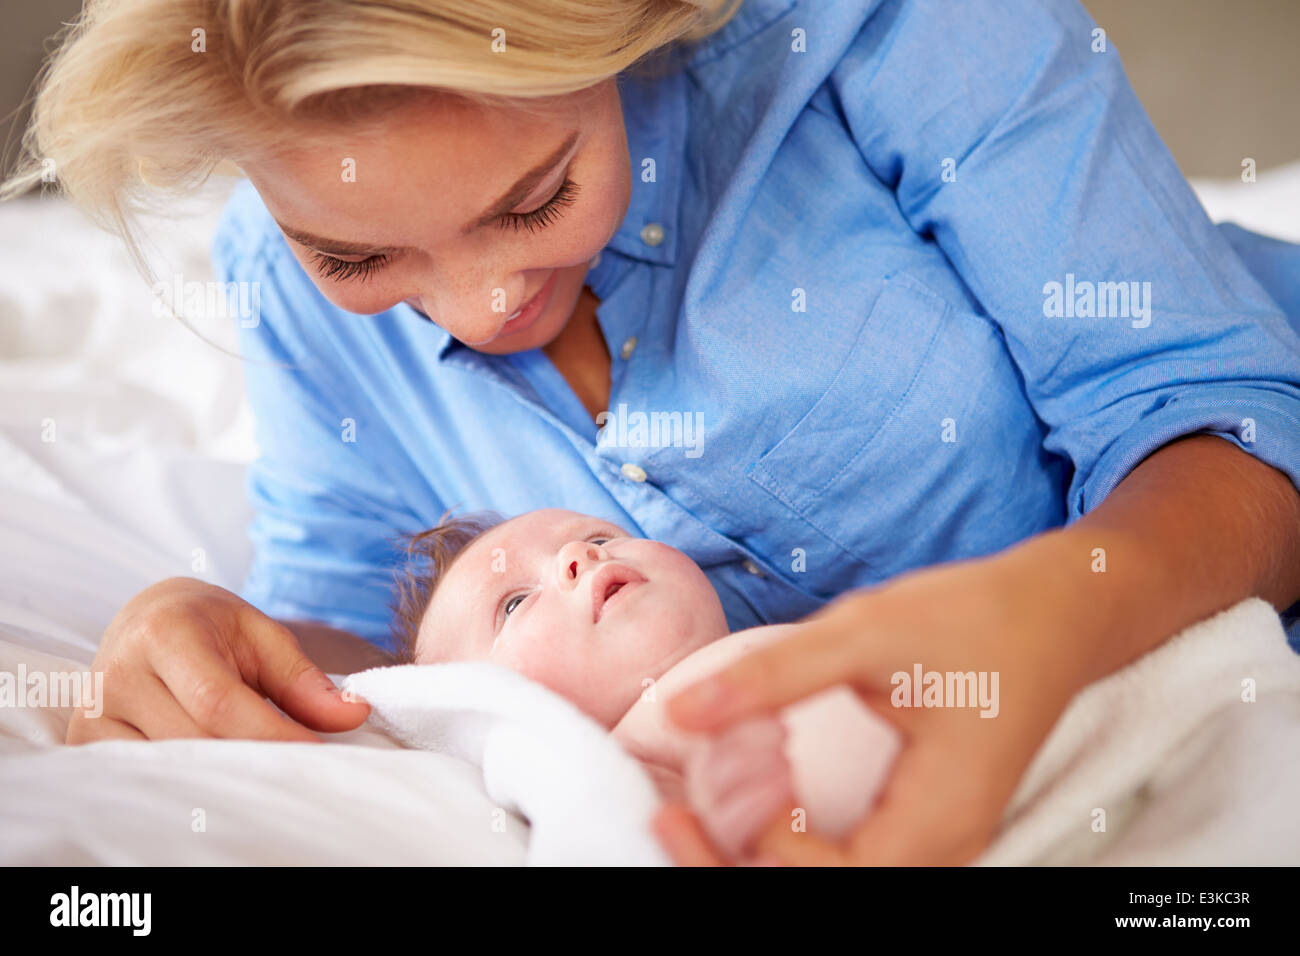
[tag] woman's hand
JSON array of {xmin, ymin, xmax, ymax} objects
[
  {"xmin": 654, "ymin": 543, "xmax": 1089, "ymax": 866},
  {"xmin": 654, "ymin": 436, "xmax": 1300, "ymax": 866},
  {"xmin": 66, "ymin": 577, "xmax": 371, "ymax": 744}
]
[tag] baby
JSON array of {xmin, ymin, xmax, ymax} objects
[{"xmin": 388, "ymin": 507, "xmax": 899, "ymax": 861}]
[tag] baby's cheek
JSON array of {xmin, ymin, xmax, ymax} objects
[
  {"xmin": 644, "ymin": 542, "xmax": 698, "ymax": 579},
  {"xmin": 495, "ymin": 639, "xmax": 588, "ymax": 706},
  {"xmin": 491, "ymin": 637, "xmax": 545, "ymax": 681}
]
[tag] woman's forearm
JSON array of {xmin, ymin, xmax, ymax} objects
[{"xmin": 1009, "ymin": 434, "xmax": 1300, "ymax": 690}]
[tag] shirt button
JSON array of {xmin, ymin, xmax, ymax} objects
[
  {"xmin": 741, "ymin": 559, "xmax": 764, "ymax": 578},
  {"xmin": 620, "ymin": 336, "xmax": 638, "ymax": 360},
  {"xmin": 620, "ymin": 462, "xmax": 648, "ymax": 483},
  {"xmin": 640, "ymin": 223, "xmax": 665, "ymax": 247}
]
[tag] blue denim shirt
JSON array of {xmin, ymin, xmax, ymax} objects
[{"xmin": 212, "ymin": 0, "xmax": 1300, "ymax": 651}]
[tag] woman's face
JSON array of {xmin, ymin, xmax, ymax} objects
[{"xmin": 236, "ymin": 80, "xmax": 631, "ymax": 354}]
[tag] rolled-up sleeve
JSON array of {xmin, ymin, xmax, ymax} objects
[
  {"xmin": 832, "ymin": 0, "xmax": 1300, "ymax": 518},
  {"xmin": 211, "ymin": 233, "xmax": 418, "ymax": 651}
]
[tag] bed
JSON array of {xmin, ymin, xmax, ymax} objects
[{"xmin": 2, "ymin": 167, "xmax": 1299, "ymax": 865}]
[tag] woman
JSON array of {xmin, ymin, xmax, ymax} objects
[{"xmin": 5, "ymin": 0, "xmax": 1299, "ymax": 866}]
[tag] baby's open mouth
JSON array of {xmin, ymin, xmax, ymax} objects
[{"xmin": 591, "ymin": 564, "xmax": 648, "ymax": 624}]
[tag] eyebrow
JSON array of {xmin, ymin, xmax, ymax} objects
[{"xmin": 274, "ymin": 129, "xmax": 581, "ymax": 257}]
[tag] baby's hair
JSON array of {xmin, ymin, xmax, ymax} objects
[{"xmin": 387, "ymin": 508, "xmax": 506, "ymax": 665}]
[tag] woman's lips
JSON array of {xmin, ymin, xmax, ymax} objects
[{"xmin": 497, "ymin": 270, "xmax": 559, "ymax": 338}]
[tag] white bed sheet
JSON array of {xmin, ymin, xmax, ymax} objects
[{"xmin": 0, "ymin": 178, "xmax": 531, "ymax": 864}]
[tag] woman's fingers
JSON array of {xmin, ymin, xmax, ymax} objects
[
  {"xmin": 79, "ymin": 577, "xmax": 372, "ymax": 743},
  {"xmin": 66, "ymin": 714, "xmax": 146, "ymax": 744},
  {"xmin": 111, "ymin": 675, "xmax": 215, "ymax": 740},
  {"xmin": 240, "ymin": 612, "xmax": 371, "ymax": 733},
  {"xmin": 67, "ymin": 656, "xmax": 208, "ymax": 743},
  {"xmin": 149, "ymin": 636, "xmax": 323, "ymax": 742},
  {"xmin": 841, "ymin": 738, "xmax": 1000, "ymax": 866},
  {"xmin": 666, "ymin": 601, "xmax": 869, "ymax": 732},
  {"xmin": 746, "ymin": 746, "xmax": 986, "ymax": 867},
  {"xmin": 652, "ymin": 805, "xmax": 730, "ymax": 866},
  {"xmin": 753, "ymin": 814, "xmax": 849, "ymax": 866}
]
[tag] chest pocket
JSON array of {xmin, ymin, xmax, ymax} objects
[{"xmin": 745, "ymin": 272, "xmax": 954, "ymax": 579}]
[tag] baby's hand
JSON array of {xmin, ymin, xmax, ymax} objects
[
  {"xmin": 683, "ymin": 715, "xmax": 796, "ymax": 861},
  {"xmin": 678, "ymin": 687, "xmax": 900, "ymax": 864}
]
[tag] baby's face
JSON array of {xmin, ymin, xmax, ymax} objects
[{"xmin": 416, "ymin": 509, "xmax": 729, "ymax": 727}]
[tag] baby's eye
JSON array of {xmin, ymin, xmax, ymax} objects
[
  {"xmin": 590, "ymin": 537, "xmax": 611, "ymax": 546},
  {"xmin": 503, "ymin": 593, "xmax": 528, "ymax": 617}
]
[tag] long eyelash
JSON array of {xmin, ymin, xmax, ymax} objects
[
  {"xmin": 308, "ymin": 250, "xmax": 390, "ymax": 283},
  {"xmin": 309, "ymin": 177, "xmax": 581, "ymax": 284},
  {"xmin": 498, "ymin": 177, "xmax": 580, "ymax": 234}
]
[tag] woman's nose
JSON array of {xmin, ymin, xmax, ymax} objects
[
  {"xmin": 410, "ymin": 278, "xmax": 523, "ymax": 345},
  {"xmin": 555, "ymin": 540, "xmax": 608, "ymax": 590}
]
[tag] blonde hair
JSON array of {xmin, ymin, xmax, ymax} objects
[
  {"xmin": 0, "ymin": 0, "xmax": 744, "ymax": 278},
  {"xmin": 387, "ymin": 509, "xmax": 506, "ymax": 664}
]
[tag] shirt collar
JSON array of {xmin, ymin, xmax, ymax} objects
[
  {"xmin": 601, "ymin": 65, "xmax": 687, "ymax": 268},
  {"xmin": 607, "ymin": 0, "xmax": 801, "ymax": 264}
]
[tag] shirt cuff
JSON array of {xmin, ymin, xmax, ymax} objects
[
  {"xmin": 1074, "ymin": 390, "xmax": 1300, "ymax": 519},
  {"xmin": 1077, "ymin": 392, "xmax": 1300, "ymax": 654}
]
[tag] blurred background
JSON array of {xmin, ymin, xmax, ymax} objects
[{"xmin": 3, "ymin": 0, "xmax": 1300, "ymax": 182}]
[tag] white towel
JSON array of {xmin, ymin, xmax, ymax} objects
[
  {"xmin": 342, "ymin": 662, "xmax": 670, "ymax": 866},
  {"xmin": 977, "ymin": 597, "xmax": 1300, "ymax": 865}
]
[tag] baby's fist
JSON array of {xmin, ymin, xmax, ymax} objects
[{"xmin": 683, "ymin": 715, "xmax": 796, "ymax": 861}]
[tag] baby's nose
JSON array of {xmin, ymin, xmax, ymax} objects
[{"xmin": 555, "ymin": 541, "xmax": 606, "ymax": 589}]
